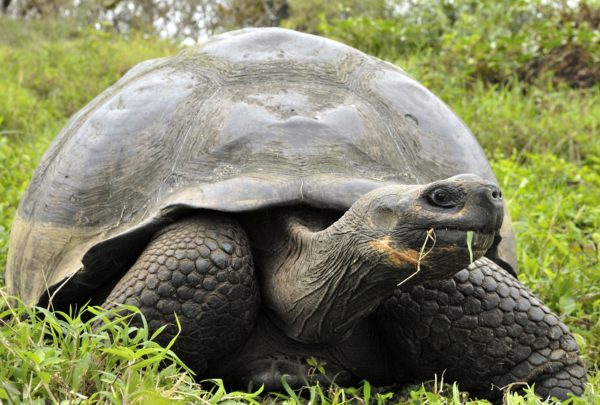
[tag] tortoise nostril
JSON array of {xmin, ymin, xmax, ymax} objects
[
  {"xmin": 488, "ymin": 185, "xmax": 502, "ymax": 201},
  {"xmin": 477, "ymin": 185, "xmax": 503, "ymax": 207}
]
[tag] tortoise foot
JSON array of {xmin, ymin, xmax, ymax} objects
[{"xmin": 530, "ymin": 361, "xmax": 586, "ymax": 400}]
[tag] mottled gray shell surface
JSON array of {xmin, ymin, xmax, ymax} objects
[{"xmin": 7, "ymin": 28, "xmax": 500, "ymax": 304}]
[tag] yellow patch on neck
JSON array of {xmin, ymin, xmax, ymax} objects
[{"xmin": 370, "ymin": 236, "xmax": 420, "ymax": 266}]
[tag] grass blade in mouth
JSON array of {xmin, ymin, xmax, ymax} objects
[
  {"xmin": 397, "ymin": 228, "xmax": 436, "ymax": 286},
  {"xmin": 466, "ymin": 230, "xmax": 474, "ymax": 264}
]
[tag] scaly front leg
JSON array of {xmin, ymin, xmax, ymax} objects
[
  {"xmin": 102, "ymin": 213, "xmax": 260, "ymax": 374},
  {"xmin": 376, "ymin": 257, "xmax": 586, "ymax": 400}
]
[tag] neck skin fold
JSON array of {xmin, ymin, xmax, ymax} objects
[{"xmin": 262, "ymin": 214, "xmax": 411, "ymax": 344}]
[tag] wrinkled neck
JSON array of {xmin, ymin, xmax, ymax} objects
[{"xmin": 263, "ymin": 214, "xmax": 401, "ymax": 344}]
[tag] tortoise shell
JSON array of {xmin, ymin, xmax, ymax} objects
[{"xmin": 6, "ymin": 28, "xmax": 512, "ymax": 305}]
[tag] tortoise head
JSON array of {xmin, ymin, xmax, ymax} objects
[{"xmin": 341, "ymin": 174, "xmax": 504, "ymax": 283}]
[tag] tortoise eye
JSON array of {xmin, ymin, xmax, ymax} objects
[{"xmin": 428, "ymin": 188, "xmax": 456, "ymax": 208}]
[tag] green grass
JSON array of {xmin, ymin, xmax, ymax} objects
[
  {"xmin": 1, "ymin": 17, "xmax": 599, "ymax": 404},
  {"xmin": 1, "ymin": 300, "xmax": 598, "ymax": 403}
]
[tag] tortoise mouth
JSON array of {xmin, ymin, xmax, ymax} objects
[{"xmin": 422, "ymin": 228, "xmax": 495, "ymax": 252}]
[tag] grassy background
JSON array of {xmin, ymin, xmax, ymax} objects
[{"xmin": 0, "ymin": 5, "xmax": 599, "ymax": 403}]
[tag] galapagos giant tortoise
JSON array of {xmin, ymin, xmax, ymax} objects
[{"xmin": 6, "ymin": 28, "xmax": 586, "ymax": 400}]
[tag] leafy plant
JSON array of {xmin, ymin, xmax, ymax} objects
[{"xmin": 312, "ymin": 0, "xmax": 600, "ymax": 88}]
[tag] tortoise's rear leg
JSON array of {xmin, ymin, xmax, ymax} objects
[
  {"xmin": 376, "ymin": 257, "xmax": 586, "ymax": 401},
  {"xmin": 101, "ymin": 213, "xmax": 260, "ymax": 374}
]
